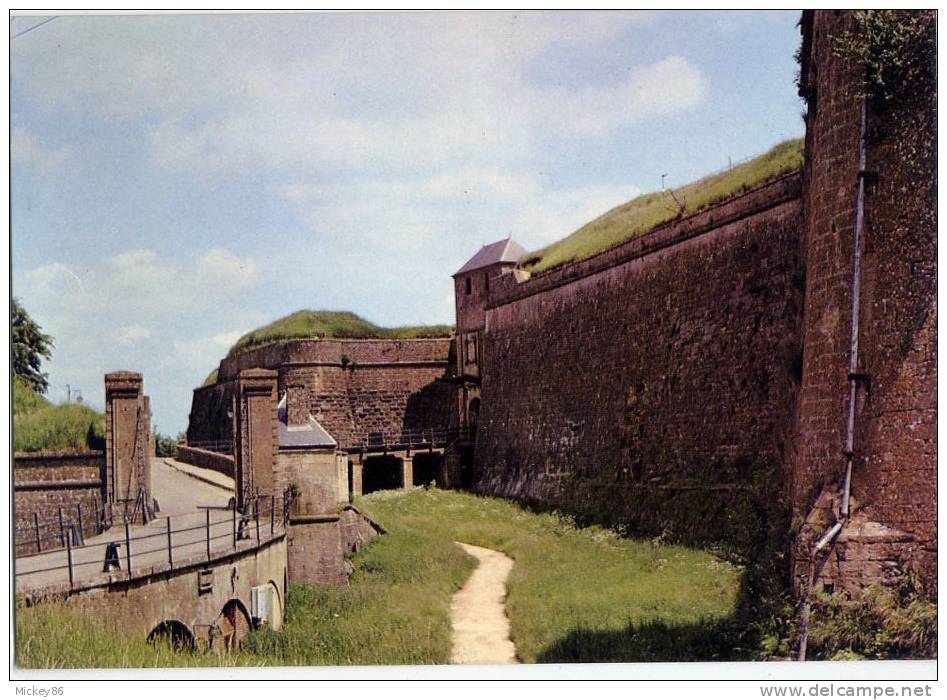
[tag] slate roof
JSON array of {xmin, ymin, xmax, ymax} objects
[
  {"xmin": 277, "ymin": 394, "xmax": 337, "ymax": 449},
  {"xmin": 454, "ymin": 238, "xmax": 527, "ymax": 276}
]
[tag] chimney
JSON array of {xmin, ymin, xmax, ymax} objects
[{"xmin": 286, "ymin": 384, "xmax": 310, "ymax": 426}]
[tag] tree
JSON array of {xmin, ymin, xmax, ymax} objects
[{"xmin": 12, "ymin": 298, "xmax": 53, "ymax": 394}]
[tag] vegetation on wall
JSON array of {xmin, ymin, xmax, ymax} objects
[
  {"xmin": 13, "ymin": 394, "xmax": 105, "ymax": 452},
  {"xmin": 796, "ymin": 573, "xmax": 936, "ymax": 660},
  {"xmin": 519, "ymin": 139, "xmax": 804, "ymax": 275},
  {"xmin": 227, "ymin": 310, "xmax": 453, "ymax": 357},
  {"xmin": 831, "ymin": 10, "xmax": 935, "ymax": 105}
]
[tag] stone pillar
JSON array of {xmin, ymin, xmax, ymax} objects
[
  {"xmin": 233, "ymin": 369, "xmax": 278, "ymax": 510},
  {"xmin": 401, "ymin": 454, "xmax": 413, "ymax": 490},
  {"xmin": 104, "ymin": 371, "xmax": 151, "ymax": 515},
  {"xmin": 350, "ymin": 457, "xmax": 363, "ymax": 498}
]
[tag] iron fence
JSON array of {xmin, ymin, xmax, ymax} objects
[
  {"xmin": 345, "ymin": 426, "xmax": 470, "ymax": 452},
  {"xmin": 15, "ymin": 489, "xmax": 290, "ymax": 592}
]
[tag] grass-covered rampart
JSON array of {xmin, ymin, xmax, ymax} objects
[
  {"xmin": 521, "ymin": 139, "xmax": 804, "ymax": 274},
  {"xmin": 226, "ymin": 310, "xmax": 453, "ymax": 357}
]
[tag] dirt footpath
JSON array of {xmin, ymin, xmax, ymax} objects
[{"xmin": 450, "ymin": 542, "xmax": 518, "ymax": 664}]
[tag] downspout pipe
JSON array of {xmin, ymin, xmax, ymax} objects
[{"xmin": 797, "ymin": 97, "xmax": 868, "ymax": 661}]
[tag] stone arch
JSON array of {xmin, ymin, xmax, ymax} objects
[
  {"xmin": 216, "ymin": 598, "xmax": 252, "ymax": 651},
  {"xmin": 147, "ymin": 619, "xmax": 196, "ymax": 651},
  {"xmin": 267, "ymin": 579, "xmax": 284, "ymax": 629}
]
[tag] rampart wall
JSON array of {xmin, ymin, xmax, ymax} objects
[
  {"xmin": 792, "ymin": 10, "xmax": 936, "ymax": 594},
  {"xmin": 473, "ymin": 176, "xmax": 805, "ymax": 555},
  {"xmin": 13, "ymin": 451, "xmax": 107, "ymax": 556},
  {"xmin": 189, "ymin": 338, "xmax": 453, "ymax": 449}
]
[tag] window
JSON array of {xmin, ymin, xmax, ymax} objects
[
  {"xmin": 465, "ymin": 277, "xmax": 472, "ymax": 295},
  {"xmin": 484, "ymin": 272, "xmax": 490, "ymax": 291}
]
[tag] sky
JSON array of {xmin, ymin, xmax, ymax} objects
[{"xmin": 11, "ymin": 10, "xmax": 805, "ymax": 436}]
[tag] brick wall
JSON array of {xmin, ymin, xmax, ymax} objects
[
  {"xmin": 793, "ymin": 10, "xmax": 937, "ymax": 594},
  {"xmin": 473, "ymin": 177, "xmax": 805, "ymax": 556},
  {"xmin": 14, "ymin": 451, "xmax": 107, "ymax": 556}
]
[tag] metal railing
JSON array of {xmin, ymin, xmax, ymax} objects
[
  {"xmin": 344, "ymin": 426, "xmax": 470, "ymax": 453},
  {"xmin": 14, "ymin": 494, "xmax": 113, "ymax": 556},
  {"xmin": 15, "ymin": 489, "xmax": 290, "ymax": 591}
]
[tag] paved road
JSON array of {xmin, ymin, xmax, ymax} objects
[
  {"xmin": 152, "ymin": 458, "xmax": 233, "ymax": 515},
  {"xmin": 14, "ymin": 459, "xmax": 275, "ymax": 594},
  {"xmin": 450, "ymin": 542, "xmax": 518, "ymax": 665}
]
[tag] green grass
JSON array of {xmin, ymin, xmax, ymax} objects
[
  {"xmin": 226, "ymin": 310, "xmax": 453, "ymax": 357},
  {"xmin": 202, "ymin": 368, "xmax": 219, "ymax": 387},
  {"xmin": 13, "ymin": 375, "xmax": 51, "ymax": 415},
  {"xmin": 12, "ymin": 377, "xmax": 105, "ymax": 452},
  {"xmin": 16, "ymin": 489, "xmax": 744, "ymax": 667},
  {"xmin": 522, "ymin": 138, "xmax": 804, "ymax": 274},
  {"xmin": 355, "ymin": 489, "xmax": 743, "ymax": 662}
]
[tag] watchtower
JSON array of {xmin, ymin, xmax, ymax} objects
[{"xmin": 452, "ymin": 237, "xmax": 525, "ymax": 436}]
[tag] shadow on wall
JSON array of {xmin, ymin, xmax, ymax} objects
[{"xmin": 401, "ymin": 379, "xmax": 452, "ymax": 435}]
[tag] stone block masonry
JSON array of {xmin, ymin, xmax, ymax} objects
[
  {"xmin": 473, "ymin": 177, "xmax": 805, "ymax": 556},
  {"xmin": 792, "ymin": 10, "xmax": 936, "ymax": 595},
  {"xmin": 190, "ymin": 338, "xmax": 452, "ymax": 451},
  {"xmin": 13, "ymin": 451, "xmax": 107, "ymax": 556}
]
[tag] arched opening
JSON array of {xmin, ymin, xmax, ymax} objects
[
  {"xmin": 147, "ymin": 620, "xmax": 196, "ymax": 651},
  {"xmin": 267, "ymin": 579, "xmax": 284, "ymax": 629},
  {"xmin": 467, "ymin": 398, "xmax": 481, "ymax": 439},
  {"xmin": 412, "ymin": 452, "xmax": 441, "ymax": 487},
  {"xmin": 216, "ymin": 599, "xmax": 252, "ymax": 651},
  {"xmin": 361, "ymin": 455, "xmax": 403, "ymax": 494}
]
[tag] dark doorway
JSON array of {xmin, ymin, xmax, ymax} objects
[
  {"xmin": 412, "ymin": 452, "xmax": 441, "ymax": 487},
  {"xmin": 468, "ymin": 398, "xmax": 480, "ymax": 439},
  {"xmin": 362, "ymin": 455, "xmax": 404, "ymax": 494}
]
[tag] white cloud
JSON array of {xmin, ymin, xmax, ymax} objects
[
  {"xmin": 14, "ymin": 246, "xmax": 263, "ymax": 432},
  {"xmin": 11, "ymin": 126, "xmax": 70, "ymax": 171},
  {"xmin": 115, "ymin": 324, "xmax": 151, "ymax": 344}
]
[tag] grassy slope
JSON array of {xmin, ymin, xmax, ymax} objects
[
  {"xmin": 12, "ymin": 377, "xmax": 105, "ymax": 452},
  {"xmin": 16, "ymin": 489, "xmax": 742, "ymax": 667},
  {"xmin": 227, "ymin": 310, "xmax": 453, "ymax": 357},
  {"xmin": 356, "ymin": 489, "xmax": 742, "ymax": 663},
  {"xmin": 522, "ymin": 139, "xmax": 804, "ymax": 274}
]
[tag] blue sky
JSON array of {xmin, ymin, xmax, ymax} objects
[{"xmin": 11, "ymin": 10, "xmax": 805, "ymax": 436}]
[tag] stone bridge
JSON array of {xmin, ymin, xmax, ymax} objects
[{"xmin": 16, "ymin": 453, "xmax": 289, "ymax": 650}]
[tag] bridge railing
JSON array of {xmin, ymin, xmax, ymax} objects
[
  {"xmin": 14, "ymin": 489, "xmax": 290, "ymax": 593},
  {"xmin": 14, "ymin": 494, "xmax": 113, "ymax": 557},
  {"xmin": 345, "ymin": 426, "xmax": 470, "ymax": 453}
]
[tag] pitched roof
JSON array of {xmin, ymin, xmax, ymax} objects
[
  {"xmin": 277, "ymin": 394, "xmax": 337, "ymax": 449},
  {"xmin": 454, "ymin": 238, "xmax": 527, "ymax": 276}
]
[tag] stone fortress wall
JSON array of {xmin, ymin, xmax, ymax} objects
[{"xmin": 458, "ymin": 10, "xmax": 936, "ymax": 596}]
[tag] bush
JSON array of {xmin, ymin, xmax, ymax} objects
[
  {"xmin": 803, "ymin": 572, "xmax": 936, "ymax": 660},
  {"xmin": 14, "ymin": 402, "xmax": 105, "ymax": 452},
  {"xmin": 155, "ymin": 433, "xmax": 179, "ymax": 458},
  {"xmin": 13, "ymin": 375, "xmax": 50, "ymax": 416}
]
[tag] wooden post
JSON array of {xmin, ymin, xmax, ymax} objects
[
  {"xmin": 166, "ymin": 516, "xmax": 173, "ymax": 568},
  {"xmin": 205, "ymin": 509, "xmax": 211, "ymax": 559},
  {"xmin": 33, "ymin": 512, "xmax": 41, "ymax": 554},
  {"xmin": 124, "ymin": 519, "xmax": 132, "ymax": 574},
  {"xmin": 66, "ymin": 535, "xmax": 74, "ymax": 588}
]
